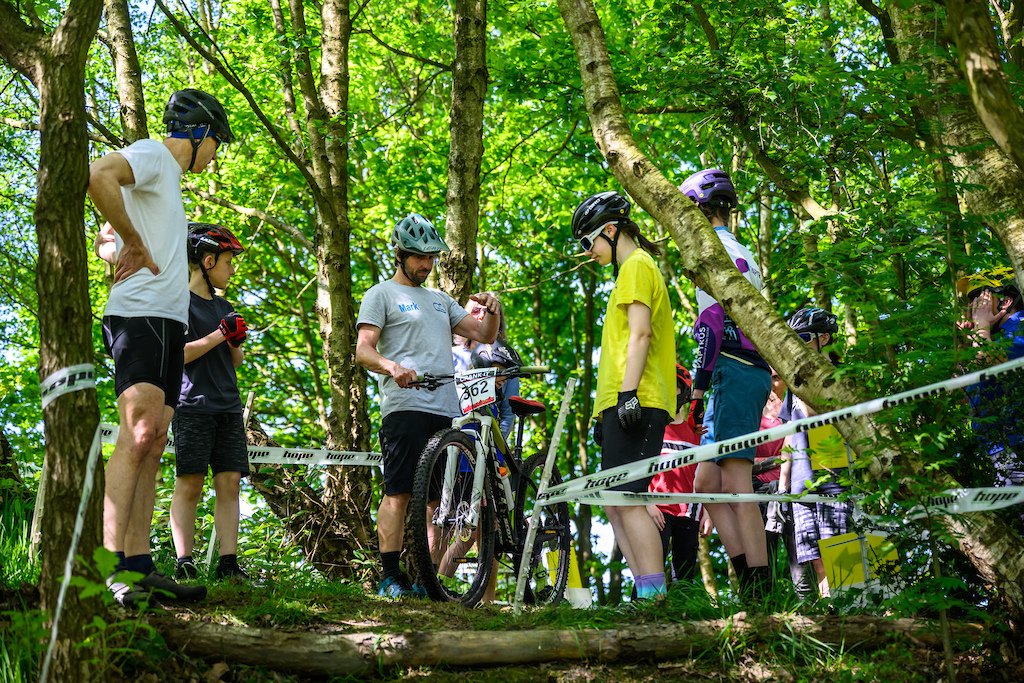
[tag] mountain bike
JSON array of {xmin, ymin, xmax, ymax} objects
[{"xmin": 408, "ymin": 365, "xmax": 572, "ymax": 607}]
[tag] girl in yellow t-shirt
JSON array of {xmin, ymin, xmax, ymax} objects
[{"xmin": 572, "ymin": 191, "xmax": 675, "ymax": 602}]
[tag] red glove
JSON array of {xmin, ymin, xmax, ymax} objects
[
  {"xmin": 219, "ymin": 313, "xmax": 248, "ymax": 347},
  {"xmin": 686, "ymin": 397, "xmax": 705, "ymax": 434}
]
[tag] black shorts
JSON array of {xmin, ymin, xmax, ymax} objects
[
  {"xmin": 600, "ymin": 406, "xmax": 670, "ymax": 493},
  {"xmin": 102, "ymin": 316, "xmax": 185, "ymax": 407},
  {"xmin": 380, "ymin": 411, "xmax": 453, "ymax": 496},
  {"xmin": 171, "ymin": 411, "xmax": 249, "ymax": 477}
]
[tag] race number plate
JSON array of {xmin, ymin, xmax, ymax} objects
[{"xmin": 456, "ymin": 368, "xmax": 497, "ymax": 415}]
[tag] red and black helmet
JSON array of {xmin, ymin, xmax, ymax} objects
[
  {"xmin": 676, "ymin": 364, "xmax": 693, "ymax": 402},
  {"xmin": 187, "ymin": 223, "xmax": 244, "ymax": 263}
]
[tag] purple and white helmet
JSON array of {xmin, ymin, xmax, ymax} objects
[{"xmin": 679, "ymin": 169, "xmax": 738, "ymax": 208}]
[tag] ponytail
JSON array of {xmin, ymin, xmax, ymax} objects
[{"xmin": 618, "ymin": 219, "xmax": 663, "ymax": 257}]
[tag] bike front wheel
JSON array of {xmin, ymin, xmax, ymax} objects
[
  {"xmin": 514, "ymin": 452, "xmax": 572, "ymax": 605},
  {"xmin": 410, "ymin": 428, "xmax": 495, "ymax": 606}
]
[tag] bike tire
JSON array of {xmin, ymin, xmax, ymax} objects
[
  {"xmin": 514, "ymin": 452, "xmax": 572, "ymax": 605},
  {"xmin": 410, "ymin": 428, "xmax": 495, "ymax": 606}
]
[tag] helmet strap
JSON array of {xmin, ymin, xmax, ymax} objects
[
  {"xmin": 602, "ymin": 226, "xmax": 621, "ymax": 279},
  {"xmin": 186, "ymin": 128, "xmax": 211, "ymax": 172},
  {"xmin": 199, "ymin": 253, "xmax": 217, "ymax": 297}
]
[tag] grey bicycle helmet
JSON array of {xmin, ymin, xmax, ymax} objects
[
  {"xmin": 391, "ymin": 213, "xmax": 450, "ymax": 255},
  {"xmin": 788, "ymin": 307, "xmax": 839, "ymax": 335},
  {"xmin": 680, "ymin": 169, "xmax": 738, "ymax": 209},
  {"xmin": 571, "ymin": 191, "xmax": 631, "ymax": 240}
]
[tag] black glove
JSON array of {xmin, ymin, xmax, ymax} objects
[
  {"xmin": 593, "ymin": 420, "xmax": 603, "ymax": 447},
  {"xmin": 616, "ymin": 390, "xmax": 642, "ymax": 433},
  {"xmin": 219, "ymin": 313, "xmax": 249, "ymax": 347},
  {"xmin": 686, "ymin": 397, "xmax": 705, "ymax": 433}
]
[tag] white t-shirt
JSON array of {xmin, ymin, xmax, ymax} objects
[
  {"xmin": 357, "ymin": 281, "xmax": 469, "ymax": 417},
  {"xmin": 102, "ymin": 139, "xmax": 189, "ymax": 324}
]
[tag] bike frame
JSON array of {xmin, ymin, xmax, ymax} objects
[{"xmin": 432, "ymin": 408, "xmax": 522, "ymax": 543}]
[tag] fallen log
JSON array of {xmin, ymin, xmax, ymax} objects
[{"xmin": 151, "ymin": 613, "xmax": 988, "ymax": 677}]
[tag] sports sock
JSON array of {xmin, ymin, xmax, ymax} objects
[
  {"xmin": 218, "ymin": 554, "xmax": 238, "ymax": 567},
  {"xmin": 177, "ymin": 555, "xmax": 193, "ymax": 565},
  {"xmin": 381, "ymin": 551, "xmax": 402, "ymax": 578},
  {"xmin": 114, "ymin": 551, "xmax": 127, "ymax": 571},
  {"xmin": 123, "ymin": 554, "xmax": 156, "ymax": 575},
  {"xmin": 634, "ymin": 573, "xmax": 667, "ymax": 599}
]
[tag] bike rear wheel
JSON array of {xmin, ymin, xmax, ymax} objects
[
  {"xmin": 410, "ymin": 428, "xmax": 495, "ymax": 606},
  {"xmin": 514, "ymin": 452, "xmax": 572, "ymax": 605}
]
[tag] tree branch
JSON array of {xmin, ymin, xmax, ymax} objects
[
  {"xmin": 154, "ymin": 0, "xmax": 326, "ymax": 208},
  {"xmin": 183, "ymin": 182, "xmax": 314, "ymax": 252},
  {"xmin": 0, "ymin": 2, "xmax": 44, "ymax": 83},
  {"xmin": 353, "ymin": 27, "xmax": 451, "ymax": 71},
  {"xmin": 946, "ymin": 0, "xmax": 1024, "ymax": 176}
]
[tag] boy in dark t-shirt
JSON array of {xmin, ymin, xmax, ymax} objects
[{"xmin": 170, "ymin": 223, "xmax": 251, "ymax": 582}]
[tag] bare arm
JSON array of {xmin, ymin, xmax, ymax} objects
[
  {"xmin": 779, "ymin": 436, "xmax": 792, "ymax": 492},
  {"xmin": 183, "ymin": 328, "xmax": 242, "ymax": 365},
  {"xmin": 621, "ymin": 301, "xmax": 652, "ymax": 392},
  {"xmin": 87, "ymin": 152, "xmax": 157, "ymax": 283},
  {"xmin": 451, "ymin": 292, "xmax": 500, "ymax": 344},
  {"xmin": 94, "ymin": 222, "xmax": 117, "ymax": 265},
  {"xmin": 355, "ymin": 324, "xmax": 418, "ymax": 388}
]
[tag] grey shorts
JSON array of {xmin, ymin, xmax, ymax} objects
[
  {"xmin": 708, "ymin": 356, "xmax": 771, "ymax": 463},
  {"xmin": 171, "ymin": 412, "xmax": 249, "ymax": 477}
]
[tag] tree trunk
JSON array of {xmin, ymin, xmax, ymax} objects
[
  {"xmin": 156, "ymin": 0, "xmax": 376, "ymax": 574},
  {"xmin": 153, "ymin": 614, "xmax": 985, "ymax": 677},
  {"xmin": 559, "ymin": 0, "xmax": 1024, "ymax": 628},
  {"xmin": 438, "ymin": 0, "xmax": 487, "ymax": 304},
  {"xmin": 0, "ymin": 1, "xmax": 106, "ymax": 679},
  {"xmin": 103, "ymin": 0, "xmax": 148, "ymax": 143}
]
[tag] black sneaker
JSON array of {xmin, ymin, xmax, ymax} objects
[
  {"xmin": 175, "ymin": 559, "xmax": 199, "ymax": 581},
  {"xmin": 106, "ymin": 572, "xmax": 152, "ymax": 609},
  {"xmin": 215, "ymin": 562, "xmax": 250, "ymax": 582},
  {"xmin": 138, "ymin": 570, "xmax": 207, "ymax": 603}
]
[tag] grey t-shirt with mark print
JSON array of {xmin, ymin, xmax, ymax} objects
[{"xmin": 357, "ymin": 280, "xmax": 469, "ymax": 418}]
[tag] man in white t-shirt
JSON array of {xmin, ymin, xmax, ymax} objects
[
  {"xmin": 356, "ymin": 213, "xmax": 500, "ymax": 598},
  {"xmin": 88, "ymin": 89, "xmax": 233, "ymax": 607}
]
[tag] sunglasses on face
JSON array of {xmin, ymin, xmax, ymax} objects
[
  {"xmin": 578, "ymin": 224, "xmax": 606, "ymax": 252},
  {"xmin": 798, "ymin": 332, "xmax": 819, "ymax": 343}
]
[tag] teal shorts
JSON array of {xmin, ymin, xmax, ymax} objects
[{"xmin": 709, "ymin": 356, "xmax": 771, "ymax": 463}]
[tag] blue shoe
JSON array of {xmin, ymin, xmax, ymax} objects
[
  {"xmin": 410, "ymin": 582, "xmax": 429, "ymax": 599},
  {"xmin": 377, "ymin": 574, "xmax": 414, "ymax": 599}
]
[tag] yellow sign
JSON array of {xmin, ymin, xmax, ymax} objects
[
  {"xmin": 818, "ymin": 532, "xmax": 898, "ymax": 588},
  {"xmin": 808, "ymin": 425, "xmax": 848, "ymax": 470}
]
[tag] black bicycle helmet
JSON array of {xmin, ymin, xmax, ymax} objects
[
  {"xmin": 187, "ymin": 223, "xmax": 244, "ymax": 262},
  {"xmin": 471, "ymin": 338, "xmax": 522, "ymax": 370},
  {"xmin": 680, "ymin": 169, "xmax": 738, "ymax": 209},
  {"xmin": 571, "ymin": 191, "xmax": 631, "ymax": 240},
  {"xmin": 788, "ymin": 307, "xmax": 839, "ymax": 335},
  {"xmin": 164, "ymin": 89, "xmax": 235, "ymax": 144}
]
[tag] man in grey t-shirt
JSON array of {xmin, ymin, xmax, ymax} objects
[{"xmin": 356, "ymin": 213, "xmax": 500, "ymax": 599}]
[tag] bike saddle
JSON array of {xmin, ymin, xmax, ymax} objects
[{"xmin": 509, "ymin": 396, "xmax": 546, "ymax": 417}]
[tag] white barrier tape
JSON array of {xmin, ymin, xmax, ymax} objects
[
  {"xmin": 40, "ymin": 363, "xmax": 95, "ymax": 409},
  {"xmin": 39, "ymin": 424, "xmax": 103, "ymax": 683},
  {"xmin": 99, "ymin": 423, "xmax": 382, "ymax": 467},
  {"xmin": 570, "ymin": 487, "xmax": 1024, "ymax": 520},
  {"xmin": 540, "ymin": 355, "xmax": 1024, "ymax": 505}
]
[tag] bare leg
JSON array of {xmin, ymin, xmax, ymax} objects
[
  {"xmin": 170, "ymin": 473, "xmax": 206, "ymax": 558},
  {"xmin": 104, "ymin": 385, "xmax": 172, "ymax": 557},
  {"xmin": 212, "ymin": 471, "xmax": 242, "ymax": 555},
  {"xmin": 695, "ymin": 461, "xmax": 745, "ymax": 557},
  {"xmin": 719, "ymin": 459, "xmax": 768, "ymax": 566},
  {"xmin": 378, "ymin": 493, "xmax": 410, "ymax": 553},
  {"xmin": 607, "ymin": 505, "xmax": 664, "ymax": 577}
]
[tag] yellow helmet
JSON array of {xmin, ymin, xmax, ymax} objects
[{"xmin": 956, "ymin": 266, "xmax": 1018, "ymax": 299}]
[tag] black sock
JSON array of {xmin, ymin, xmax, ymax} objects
[
  {"xmin": 124, "ymin": 554, "xmax": 155, "ymax": 574},
  {"xmin": 177, "ymin": 555, "xmax": 194, "ymax": 565},
  {"xmin": 218, "ymin": 554, "xmax": 237, "ymax": 567},
  {"xmin": 381, "ymin": 551, "xmax": 402, "ymax": 578},
  {"xmin": 730, "ymin": 554, "xmax": 748, "ymax": 576}
]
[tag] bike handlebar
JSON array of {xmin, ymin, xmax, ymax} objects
[{"xmin": 411, "ymin": 365, "xmax": 550, "ymax": 390}]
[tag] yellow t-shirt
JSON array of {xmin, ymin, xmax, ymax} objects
[{"xmin": 593, "ymin": 249, "xmax": 676, "ymax": 419}]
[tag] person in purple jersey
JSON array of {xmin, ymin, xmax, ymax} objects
[
  {"xmin": 90, "ymin": 89, "xmax": 233, "ymax": 608},
  {"xmin": 680, "ymin": 169, "xmax": 773, "ymax": 603},
  {"xmin": 170, "ymin": 224, "xmax": 252, "ymax": 584}
]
